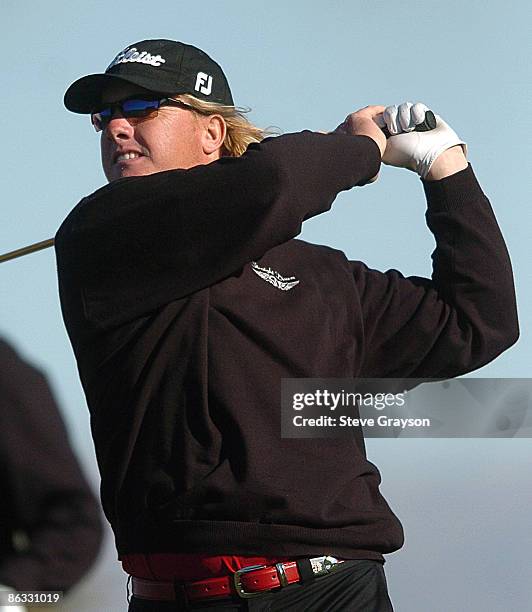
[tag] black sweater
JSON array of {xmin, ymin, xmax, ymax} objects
[{"xmin": 55, "ymin": 132, "xmax": 518, "ymax": 560}]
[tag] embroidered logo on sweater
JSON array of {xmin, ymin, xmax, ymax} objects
[{"xmin": 251, "ymin": 261, "xmax": 300, "ymax": 291}]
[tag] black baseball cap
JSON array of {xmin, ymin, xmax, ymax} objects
[{"xmin": 64, "ymin": 39, "xmax": 234, "ymax": 113}]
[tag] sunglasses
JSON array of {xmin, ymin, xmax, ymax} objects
[{"xmin": 91, "ymin": 97, "xmax": 195, "ymax": 132}]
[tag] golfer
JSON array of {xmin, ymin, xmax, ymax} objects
[{"xmin": 56, "ymin": 39, "xmax": 518, "ymax": 611}]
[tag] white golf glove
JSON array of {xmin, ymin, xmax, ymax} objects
[{"xmin": 378, "ymin": 102, "xmax": 467, "ymax": 178}]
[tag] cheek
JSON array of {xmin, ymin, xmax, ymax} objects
[
  {"xmin": 162, "ymin": 114, "xmax": 199, "ymax": 146},
  {"xmin": 100, "ymin": 136, "xmax": 112, "ymax": 167},
  {"xmin": 162, "ymin": 131, "xmax": 202, "ymax": 165}
]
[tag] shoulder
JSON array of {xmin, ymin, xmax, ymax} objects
[
  {"xmin": 268, "ymin": 239, "xmax": 356, "ymax": 286},
  {"xmin": 0, "ymin": 340, "xmax": 51, "ymax": 414},
  {"xmin": 56, "ymin": 177, "xmax": 139, "ymax": 242},
  {"xmin": 290, "ymin": 238, "xmax": 349, "ymax": 261}
]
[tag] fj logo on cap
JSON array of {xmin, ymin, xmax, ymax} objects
[
  {"xmin": 195, "ymin": 72, "xmax": 213, "ymax": 95},
  {"xmin": 107, "ymin": 47, "xmax": 166, "ymax": 70}
]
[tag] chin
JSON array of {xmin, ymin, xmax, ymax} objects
[{"xmin": 109, "ymin": 163, "xmax": 154, "ymax": 181}]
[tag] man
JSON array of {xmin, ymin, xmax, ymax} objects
[
  {"xmin": 0, "ymin": 338, "xmax": 103, "ymax": 610},
  {"xmin": 56, "ymin": 39, "xmax": 518, "ymax": 611}
]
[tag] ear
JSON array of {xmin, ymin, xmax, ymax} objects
[{"xmin": 201, "ymin": 115, "xmax": 227, "ymax": 156}]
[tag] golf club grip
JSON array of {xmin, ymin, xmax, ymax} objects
[{"xmin": 382, "ymin": 110, "xmax": 436, "ymax": 139}]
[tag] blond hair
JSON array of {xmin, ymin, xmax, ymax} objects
[{"xmin": 172, "ymin": 93, "xmax": 277, "ymax": 157}]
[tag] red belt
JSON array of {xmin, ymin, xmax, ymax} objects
[{"xmin": 131, "ymin": 556, "xmax": 345, "ymax": 602}]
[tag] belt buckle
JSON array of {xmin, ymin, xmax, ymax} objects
[
  {"xmin": 233, "ymin": 565, "xmax": 268, "ymax": 599},
  {"xmin": 310, "ymin": 555, "xmax": 343, "ymax": 577}
]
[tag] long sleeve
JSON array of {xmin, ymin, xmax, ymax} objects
[
  {"xmin": 0, "ymin": 341, "xmax": 103, "ymax": 592},
  {"xmin": 352, "ymin": 165, "xmax": 519, "ymax": 378},
  {"xmin": 55, "ymin": 132, "xmax": 381, "ymax": 328}
]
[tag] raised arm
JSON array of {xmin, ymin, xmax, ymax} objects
[
  {"xmin": 352, "ymin": 104, "xmax": 518, "ymax": 378},
  {"xmin": 56, "ymin": 129, "xmax": 382, "ymax": 328}
]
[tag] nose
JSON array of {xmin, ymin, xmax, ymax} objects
[{"xmin": 104, "ymin": 111, "xmax": 135, "ymax": 142}]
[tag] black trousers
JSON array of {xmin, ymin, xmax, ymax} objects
[{"xmin": 127, "ymin": 560, "xmax": 394, "ymax": 612}]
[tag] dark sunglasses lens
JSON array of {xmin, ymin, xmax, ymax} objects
[
  {"xmin": 91, "ymin": 99, "xmax": 161, "ymax": 132},
  {"xmin": 121, "ymin": 99, "xmax": 161, "ymax": 116},
  {"xmin": 91, "ymin": 107, "xmax": 113, "ymax": 132}
]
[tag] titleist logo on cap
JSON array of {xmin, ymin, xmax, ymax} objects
[{"xmin": 107, "ymin": 47, "xmax": 166, "ymax": 70}]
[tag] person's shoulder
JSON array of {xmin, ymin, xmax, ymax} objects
[
  {"xmin": 56, "ymin": 177, "xmax": 134, "ymax": 237},
  {"xmin": 0, "ymin": 339, "xmax": 47, "ymax": 403},
  {"xmin": 291, "ymin": 238, "xmax": 349, "ymax": 261},
  {"xmin": 287, "ymin": 240, "xmax": 379, "ymax": 284},
  {"xmin": 271, "ymin": 239, "xmax": 352, "ymax": 276},
  {"xmin": 55, "ymin": 176, "xmax": 158, "ymax": 257}
]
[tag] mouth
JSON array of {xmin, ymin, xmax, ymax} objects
[{"xmin": 113, "ymin": 150, "xmax": 148, "ymax": 164}]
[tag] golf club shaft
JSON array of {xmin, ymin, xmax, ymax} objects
[{"xmin": 0, "ymin": 238, "xmax": 55, "ymax": 264}]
